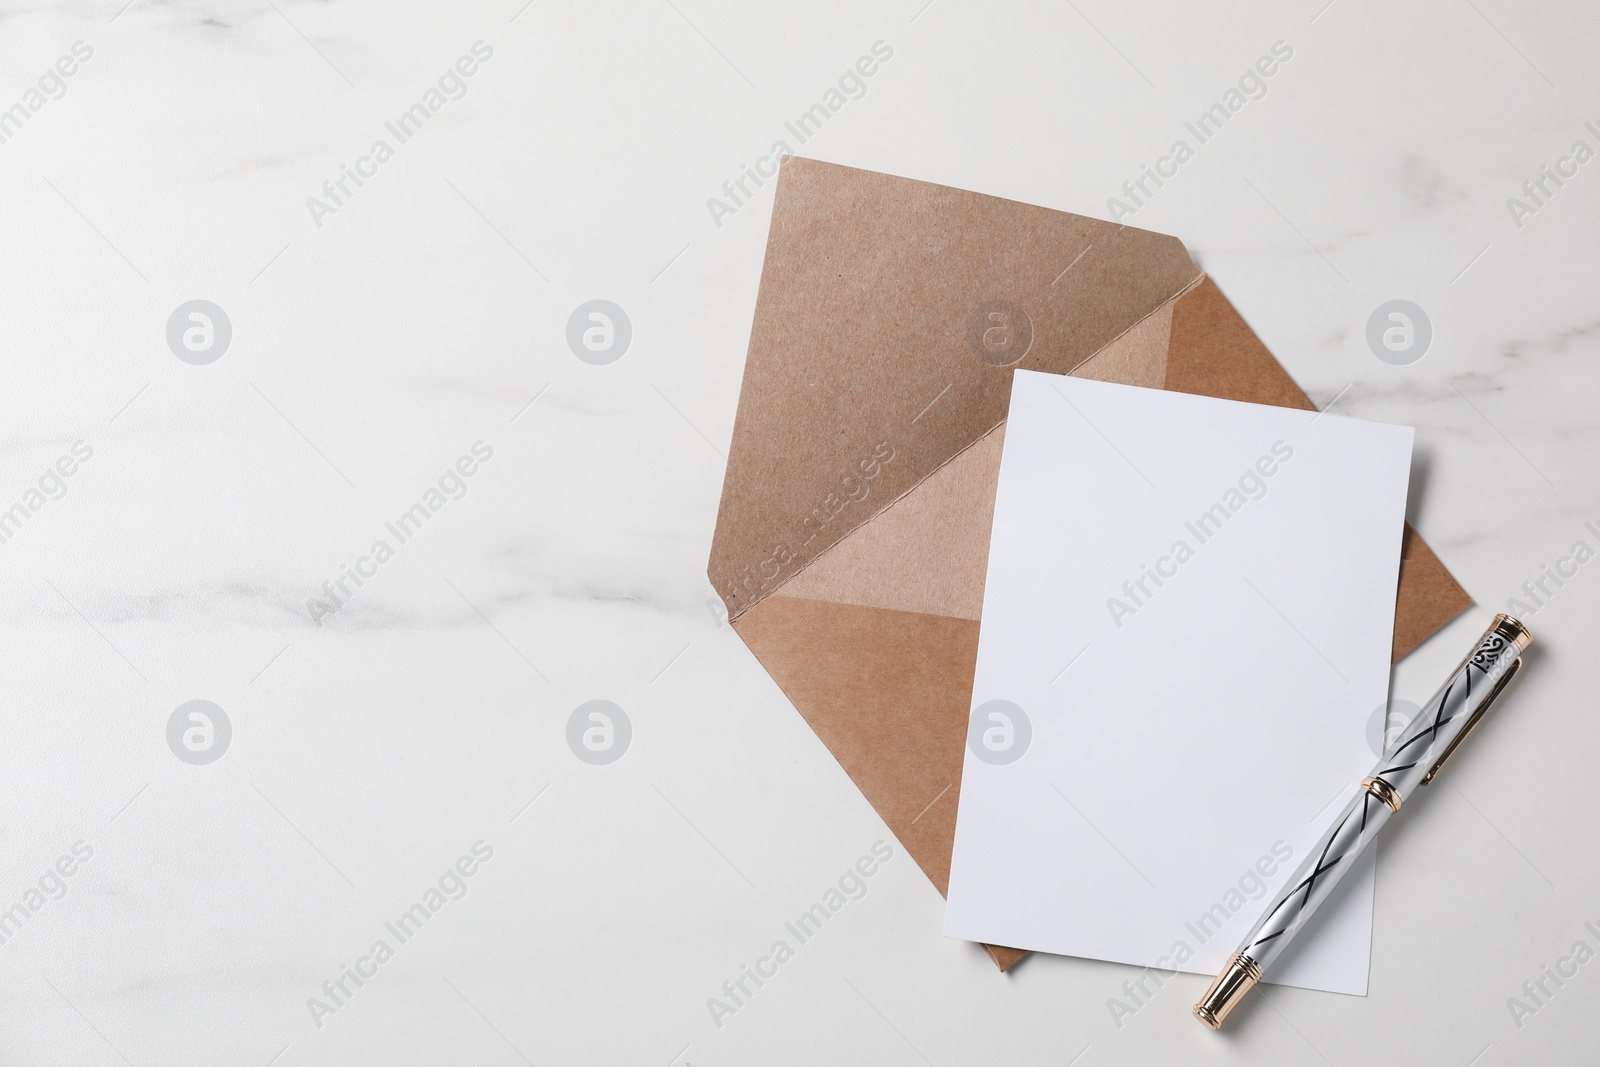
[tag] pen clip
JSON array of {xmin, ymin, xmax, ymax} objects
[{"xmin": 1420, "ymin": 657, "xmax": 1522, "ymax": 786}]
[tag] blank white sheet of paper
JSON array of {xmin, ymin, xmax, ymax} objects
[{"xmin": 943, "ymin": 370, "xmax": 1415, "ymax": 995}]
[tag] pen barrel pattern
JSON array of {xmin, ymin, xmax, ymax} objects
[
  {"xmin": 1240, "ymin": 786, "xmax": 1395, "ymax": 971},
  {"xmin": 1370, "ymin": 627, "xmax": 1522, "ymax": 798},
  {"xmin": 1240, "ymin": 623, "xmax": 1525, "ymax": 974}
]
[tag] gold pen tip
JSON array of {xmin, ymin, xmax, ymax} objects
[{"xmin": 1192, "ymin": 954, "xmax": 1261, "ymax": 1030}]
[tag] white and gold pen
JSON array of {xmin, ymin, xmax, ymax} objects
[{"xmin": 1194, "ymin": 613, "xmax": 1533, "ymax": 1029}]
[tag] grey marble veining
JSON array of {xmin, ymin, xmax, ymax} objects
[{"xmin": 0, "ymin": 1, "xmax": 1597, "ymax": 1064}]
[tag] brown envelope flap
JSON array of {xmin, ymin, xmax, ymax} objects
[
  {"xmin": 708, "ymin": 157, "xmax": 1203, "ymax": 621},
  {"xmin": 734, "ymin": 332, "xmax": 1172, "ymax": 896}
]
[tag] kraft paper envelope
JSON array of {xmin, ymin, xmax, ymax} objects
[{"xmin": 708, "ymin": 157, "xmax": 1471, "ymax": 970}]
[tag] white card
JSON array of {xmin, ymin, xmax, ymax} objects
[{"xmin": 944, "ymin": 370, "xmax": 1415, "ymax": 995}]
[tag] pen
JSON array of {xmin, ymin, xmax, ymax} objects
[{"xmin": 1193, "ymin": 613, "xmax": 1533, "ymax": 1029}]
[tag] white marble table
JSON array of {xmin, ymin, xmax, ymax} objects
[{"xmin": 1, "ymin": 1, "xmax": 1595, "ymax": 1063}]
